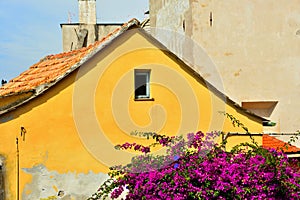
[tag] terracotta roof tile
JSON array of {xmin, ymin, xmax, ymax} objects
[
  {"xmin": 262, "ymin": 134, "xmax": 300, "ymax": 153},
  {"xmin": 0, "ymin": 18, "xmax": 140, "ymax": 97}
]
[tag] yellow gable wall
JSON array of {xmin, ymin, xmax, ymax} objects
[
  {"xmin": 0, "ymin": 28, "xmax": 262, "ymax": 199},
  {"xmin": 0, "ymin": 73, "xmax": 109, "ymax": 199}
]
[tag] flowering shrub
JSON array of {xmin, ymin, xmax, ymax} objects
[{"xmin": 89, "ymin": 131, "xmax": 300, "ymax": 200}]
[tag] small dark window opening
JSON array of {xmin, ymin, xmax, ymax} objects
[
  {"xmin": 134, "ymin": 70, "xmax": 150, "ymax": 99},
  {"xmin": 210, "ymin": 12, "xmax": 213, "ymax": 27}
]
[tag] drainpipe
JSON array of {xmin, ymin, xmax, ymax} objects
[{"xmin": 16, "ymin": 137, "xmax": 19, "ymax": 200}]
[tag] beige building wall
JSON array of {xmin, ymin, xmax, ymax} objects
[{"xmin": 150, "ymin": 0, "xmax": 300, "ymax": 133}]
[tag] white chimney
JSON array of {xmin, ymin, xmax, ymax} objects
[{"xmin": 78, "ymin": 0, "xmax": 97, "ymax": 24}]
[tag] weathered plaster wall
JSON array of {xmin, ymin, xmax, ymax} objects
[
  {"xmin": 97, "ymin": 24, "xmax": 122, "ymax": 40},
  {"xmin": 150, "ymin": 0, "xmax": 300, "ymax": 133},
  {"xmin": 150, "ymin": 0, "xmax": 189, "ymax": 33},
  {"xmin": 22, "ymin": 165, "xmax": 108, "ymax": 200}
]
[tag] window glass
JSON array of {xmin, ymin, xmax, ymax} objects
[{"xmin": 135, "ymin": 70, "xmax": 150, "ymax": 99}]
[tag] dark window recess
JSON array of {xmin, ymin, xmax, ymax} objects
[{"xmin": 210, "ymin": 12, "xmax": 213, "ymax": 27}]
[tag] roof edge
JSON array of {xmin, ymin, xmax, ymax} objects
[
  {"xmin": 134, "ymin": 27, "xmax": 268, "ymax": 122},
  {"xmin": 60, "ymin": 22, "xmax": 124, "ymax": 27},
  {"xmin": 0, "ymin": 18, "xmax": 140, "ymax": 116}
]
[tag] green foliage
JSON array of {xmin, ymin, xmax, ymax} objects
[{"xmin": 219, "ymin": 111, "xmax": 258, "ymax": 146}]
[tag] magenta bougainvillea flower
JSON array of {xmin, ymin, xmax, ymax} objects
[{"xmin": 89, "ymin": 131, "xmax": 300, "ymax": 200}]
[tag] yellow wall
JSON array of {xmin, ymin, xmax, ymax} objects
[{"xmin": 0, "ymin": 29, "xmax": 262, "ymax": 199}]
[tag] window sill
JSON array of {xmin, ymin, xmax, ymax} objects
[{"xmin": 134, "ymin": 98, "xmax": 155, "ymax": 101}]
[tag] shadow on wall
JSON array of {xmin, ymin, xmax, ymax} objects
[{"xmin": 242, "ymin": 101, "xmax": 278, "ymax": 118}]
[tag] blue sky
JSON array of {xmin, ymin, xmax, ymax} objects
[{"xmin": 0, "ymin": 0, "xmax": 148, "ymax": 81}]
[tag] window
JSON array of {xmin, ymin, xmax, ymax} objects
[{"xmin": 134, "ymin": 69, "xmax": 150, "ymax": 99}]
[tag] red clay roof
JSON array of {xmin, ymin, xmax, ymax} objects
[
  {"xmin": 0, "ymin": 19, "xmax": 139, "ymax": 97},
  {"xmin": 263, "ymin": 134, "xmax": 300, "ymax": 153}
]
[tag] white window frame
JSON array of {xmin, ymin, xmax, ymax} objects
[{"xmin": 134, "ymin": 69, "xmax": 150, "ymax": 99}]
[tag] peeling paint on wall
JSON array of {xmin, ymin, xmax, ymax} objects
[{"xmin": 22, "ymin": 165, "xmax": 108, "ymax": 200}]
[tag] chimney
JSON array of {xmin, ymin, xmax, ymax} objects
[
  {"xmin": 78, "ymin": 0, "xmax": 97, "ymax": 24},
  {"xmin": 61, "ymin": 0, "xmax": 98, "ymax": 51}
]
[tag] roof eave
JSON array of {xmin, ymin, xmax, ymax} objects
[
  {"xmin": 135, "ymin": 27, "xmax": 268, "ymax": 122},
  {"xmin": 0, "ymin": 19, "xmax": 140, "ymax": 116}
]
